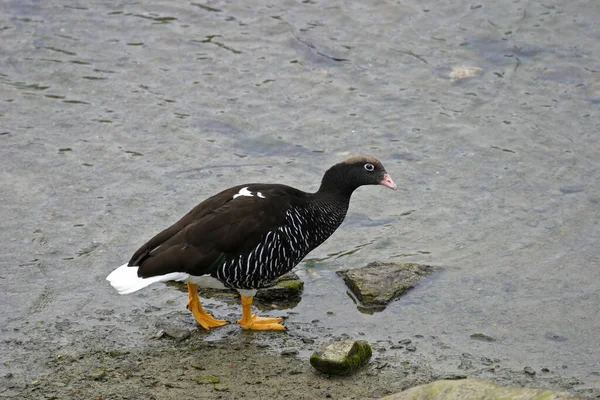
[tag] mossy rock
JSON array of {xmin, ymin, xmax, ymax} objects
[
  {"xmin": 255, "ymin": 272, "xmax": 304, "ymax": 303},
  {"xmin": 310, "ymin": 339, "xmax": 372, "ymax": 376}
]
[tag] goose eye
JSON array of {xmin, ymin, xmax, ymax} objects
[{"xmin": 364, "ymin": 163, "xmax": 375, "ymax": 172}]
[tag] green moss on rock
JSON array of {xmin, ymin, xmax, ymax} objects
[
  {"xmin": 470, "ymin": 332, "xmax": 495, "ymax": 342},
  {"xmin": 277, "ymin": 280, "xmax": 304, "ymax": 291},
  {"xmin": 310, "ymin": 339, "xmax": 372, "ymax": 376}
]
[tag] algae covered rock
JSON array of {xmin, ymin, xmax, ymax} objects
[
  {"xmin": 310, "ymin": 339, "xmax": 372, "ymax": 376},
  {"xmin": 380, "ymin": 379, "xmax": 585, "ymax": 400},
  {"xmin": 337, "ymin": 262, "xmax": 437, "ymax": 309},
  {"xmin": 255, "ymin": 272, "xmax": 304, "ymax": 303}
]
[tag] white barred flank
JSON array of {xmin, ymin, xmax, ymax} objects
[{"xmin": 216, "ymin": 201, "xmax": 348, "ymax": 290}]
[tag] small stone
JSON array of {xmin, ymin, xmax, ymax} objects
[
  {"xmin": 310, "ymin": 339, "xmax": 372, "ymax": 376},
  {"xmin": 405, "ymin": 344, "xmax": 417, "ymax": 352},
  {"xmin": 190, "ymin": 360, "xmax": 205, "ymax": 370},
  {"xmin": 195, "ymin": 375, "xmax": 220, "ymax": 385},
  {"xmin": 470, "ymin": 332, "xmax": 495, "ymax": 342},
  {"xmin": 213, "ymin": 383, "xmax": 229, "ymax": 392},
  {"xmin": 449, "ymin": 65, "xmax": 482, "ymax": 81},
  {"xmin": 481, "ymin": 357, "xmax": 493, "ymax": 366},
  {"xmin": 545, "ymin": 332, "xmax": 568, "ymax": 342},
  {"xmin": 524, "ymin": 366, "xmax": 536, "ymax": 375},
  {"xmin": 398, "ymin": 339, "xmax": 412, "ymax": 345},
  {"xmin": 541, "ymin": 367, "xmax": 550, "ymax": 373},
  {"xmin": 458, "ymin": 359, "xmax": 473, "ymax": 370},
  {"xmin": 281, "ymin": 348, "xmax": 299, "ymax": 356},
  {"xmin": 437, "ymin": 374, "xmax": 468, "ymax": 381},
  {"xmin": 89, "ymin": 368, "xmax": 106, "ymax": 381},
  {"xmin": 162, "ymin": 327, "xmax": 191, "ymax": 342}
]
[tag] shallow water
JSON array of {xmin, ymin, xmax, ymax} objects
[{"xmin": 1, "ymin": 0, "xmax": 599, "ymax": 392}]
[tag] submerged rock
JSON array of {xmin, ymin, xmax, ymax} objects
[
  {"xmin": 380, "ymin": 379, "xmax": 585, "ymax": 400},
  {"xmin": 337, "ymin": 262, "xmax": 437, "ymax": 309},
  {"xmin": 310, "ymin": 339, "xmax": 372, "ymax": 376}
]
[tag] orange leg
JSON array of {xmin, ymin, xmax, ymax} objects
[
  {"xmin": 236, "ymin": 295, "xmax": 285, "ymax": 331},
  {"xmin": 186, "ymin": 283, "xmax": 228, "ymax": 330}
]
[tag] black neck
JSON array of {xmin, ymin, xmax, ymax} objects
[{"xmin": 317, "ymin": 165, "xmax": 359, "ymax": 198}]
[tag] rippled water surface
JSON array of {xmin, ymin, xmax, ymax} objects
[{"xmin": 1, "ymin": 0, "xmax": 599, "ymax": 390}]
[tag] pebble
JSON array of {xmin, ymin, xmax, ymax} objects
[
  {"xmin": 89, "ymin": 368, "xmax": 106, "ymax": 381},
  {"xmin": 190, "ymin": 360, "xmax": 205, "ymax": 370},
  {"xmin": 458, "ymin": 359, "xmax": 473, "ymax": 370},
  {"xmin": 213, "ymin": 384, "xmax": 229, "ymax": 392},
  {"xmin": 524, "ymin": 366, "xmax": 536, "ymax": 375},
  {"xmin": 481, "ymin": 357, "xmax": 494, "ymax": 366},
  {"xmin": 398, "ymin": 339, "xmax": 412, "ymax": 345},
  {"xmin": 545, "ymin": 332, "xmax": 568, "ymax": 342},
  {"xmin": 405, "ymin": 344, "xmax": 417, "ymax": 352},
  {"xmin": 162, "ymin": 327, "xmax": 191, "ymax": 342},
  {"xmin": 280, "ymin": 348, "xmax": 299, "ymax": 356},
  {"xmin": 470, "ymin": 332, "xmax": 495, "ymax": 342}
]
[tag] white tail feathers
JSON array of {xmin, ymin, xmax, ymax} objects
[{"xmin": 106, "ymin": 263, "xmax": 189, "ymax": 294}]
